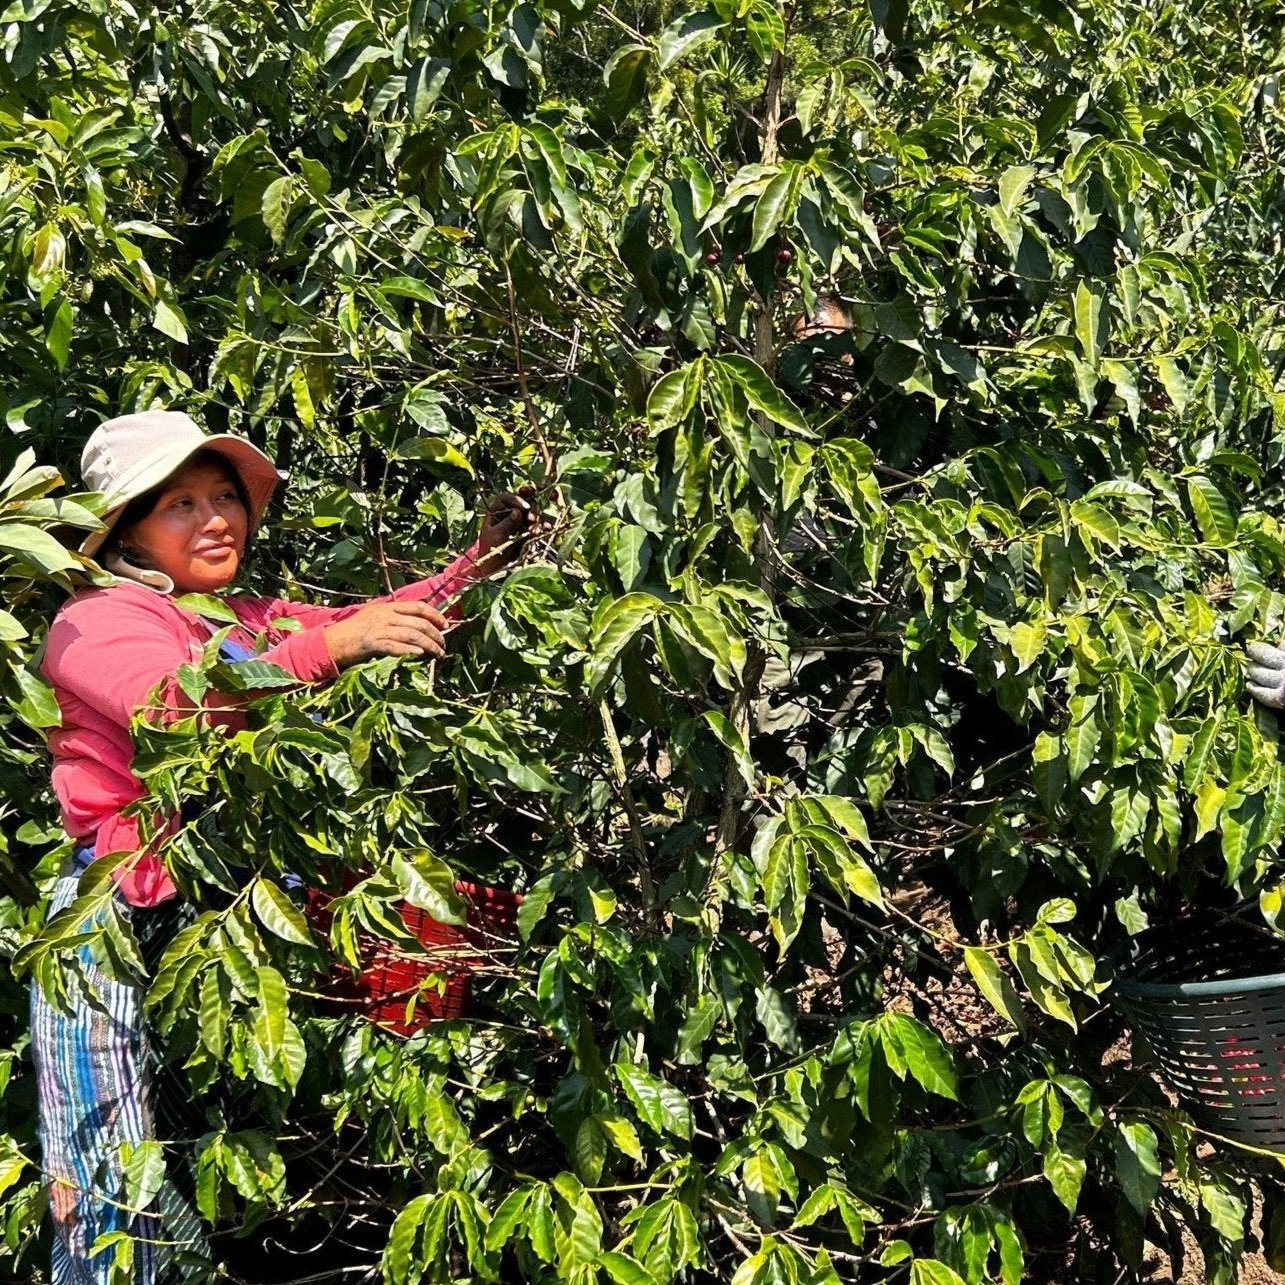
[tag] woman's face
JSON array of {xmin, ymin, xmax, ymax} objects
[{"xmin": 120, "ymin": 459, "xmax": 249, "ymax": 594}]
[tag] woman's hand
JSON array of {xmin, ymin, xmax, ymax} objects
[
  {"xmin": 323, "ymin": 602, "xmax": 449, "ymax": 670},
  {"xmin": 475, "ymin": 486, "xmax": 541, "ymax": 575}
]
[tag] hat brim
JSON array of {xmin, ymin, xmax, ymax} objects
[{"xmin": 80, "ymin": 435, "xmax": 285, "ymax": 558}]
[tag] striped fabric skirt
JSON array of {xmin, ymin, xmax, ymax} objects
[{"xmin": 30, "ymin": 877, "xmax": 207, "ymax": 1284}]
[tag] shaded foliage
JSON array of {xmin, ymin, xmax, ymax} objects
[{"xmin": 1, "ymin": 0, "xmax": 1285, "ymax": 1281}]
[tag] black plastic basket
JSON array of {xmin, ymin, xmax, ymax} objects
[{"xmin": 1114, "ymin": 911, "xmax": 1285, "ymax": 1149}]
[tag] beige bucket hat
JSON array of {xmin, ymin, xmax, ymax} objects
[{"xmin": 79, "ymin": 411, "xmax": 284, "ymax": 558}]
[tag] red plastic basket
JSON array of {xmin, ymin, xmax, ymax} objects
[{"xmin": 307, "ymin": 880, "xmax": 521, "ymax": 1036}]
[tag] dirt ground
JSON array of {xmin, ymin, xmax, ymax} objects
[
  {"xmin": 1231, "ymin": 1249, "xmax": 1282, "ymax": 1284},
  {"xmin": 1145, "ymin": 1205, "xmax": 1283, "ymax": 1283}
]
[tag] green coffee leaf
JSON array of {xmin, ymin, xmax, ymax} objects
[
  {"xmin": 1155, "ymin": 354, "xmax": 1189, "ymax": 415},
  {"xmin": 604, "ymin": 45, "xmax": 652, "ymax": 120},
  {"xmin": 153, "ymin": 293, "xmax": 188, "ymax": 343},
  {"xmin": 574, "ymin": 1116, "xmax": 606, "ymax": 1185},
  {"xmin": 123, "ymin": 1139, "xmax": 167, "ymax": 1212},
  {"xmin": 250, "ymin": 879, "xmax": 314, "ymax": 946},
  {"xmin": 1199, "ymin": 1175, "xmax": 1247, "ymax": 1244},
  {"xmin": 964, "ymin": 947, "xmax": 1026, "ymax": 1032},
  {"xmin": 588, "ymin": 592, "xmax": 663, "ymax": 690},
  {"xmin": 0, "ymin": 523, "xmax": 78, "ymax": 574},
  {"xmin": 616, "ymin": 1062, "xmax": 694, "ymax": 1140},
  {"xmin": 742, "ymin": 1148, "xmax": 782, "ymax": 1225},
  {"xmin": 1073, "ymin": 280, "xmax": 1107, "ymax": 366},
  {"xmin": 744, "ymin": 0, "xmax": 785, "ymax": 59},
  {"xmin": 1114, "ymin": 1120, "xmax": 1160, "ymax": 1213},
  {"xmin": 1043, "ymin": 1144, "xmax": 1086, "ymax": 1212},
  {"xmin": 748, "ymin": 166, "xmax": 796, "ymax": 252},
  {"xmin": 704, "ymin": 710, "xmax": 755, "ymax": 790},
  {"xmin": 656, "ymin": 9, "xmax": 725, "ymax": 70},
  {"xmin": 999, "ymin": 164, "xmax": 1036, "ymax": 215},
  {"xmin": 393, "ymin": 850, "xmax": 465, "ymax": 925},
  {"xmin": 407, "ymin": 55, "xmax": 451, "ymax": 119},
  {"xmin": 879, "ymin": 1014, "xmax": 957, "ymax": 1099},
  {"xmin": 599, "ymin": 1252, "xmax": 661, "ymax": 1285},
  {"xmin": 0, "ymin": 1138, "xmax": 29, "ymax": 1204},
  {"xmin": 254, "ymin": 965, "xmax": 288, "ymax": 1059},
  {"xmin": 1187, "ymin": 475, "xmax": 1236, "ymax": 546},
  {"xmin": 910, "ymin": 1260, "xmax": 967, "ymax": 1285},
  {"xmin": 715, "ymin": 354, "xmax": 810, "ymax": 434}
]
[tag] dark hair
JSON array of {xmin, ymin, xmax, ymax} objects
[{"xmin": 105, "ymin": 448, "xmax": 252, "ymax": 561}]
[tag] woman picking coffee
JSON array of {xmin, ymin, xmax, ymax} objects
[{"xmin": 34, "ymin": 409, "xmax": 535, "ymax": 1283}]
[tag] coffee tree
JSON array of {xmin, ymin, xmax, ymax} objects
[{"xmin": 1, "ymin": 0, "xmax": 1285, "ymax": 1281}]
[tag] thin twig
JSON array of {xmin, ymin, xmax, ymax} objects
[
  {"xmin": 504, "ymin": 261, "xmax": 557, "ymax": 481},
  {"xmin": 598, "ymin": 700, "xmax": 659, "ymax": 930}
]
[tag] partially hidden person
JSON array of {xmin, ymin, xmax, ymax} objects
[{"xmin": 33, "ymin": 410, "xmax": 537, "ymax": 1284}]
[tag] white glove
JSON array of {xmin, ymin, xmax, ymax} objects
[{"xmin": 1246, "ymin": 641, "xmax": 1285, "ymax": 710}]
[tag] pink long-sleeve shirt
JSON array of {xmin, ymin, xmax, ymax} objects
[{"xmin": 42, "ymin": 546, "xmax": 484, "ymax": 906}]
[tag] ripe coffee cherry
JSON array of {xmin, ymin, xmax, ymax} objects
[
  {"xmin": 734, "ymin": 254, "xmax": 745, "ymax": 264},
  {"xmin": 777, "ymin": 247, "xmax": 794, "ymax": 265},
  {"xmin": 705, "ymin": 251, "xmax": 720, "ymax": 265}
]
